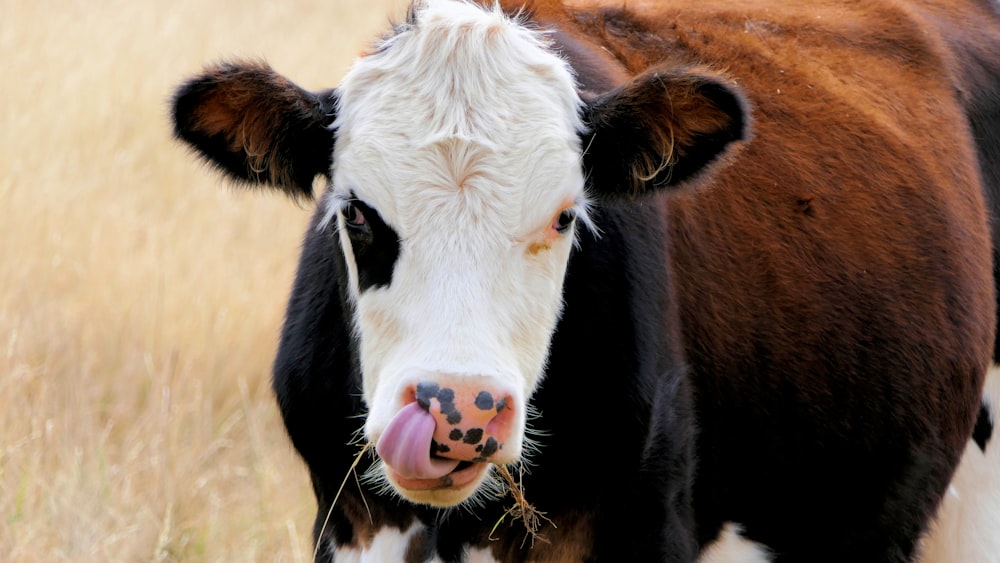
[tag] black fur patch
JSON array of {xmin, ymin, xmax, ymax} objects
[
  {"xmin": 974, "ymin": 402, "xmax": 994, "ymax": 452},
  {"xmin": 342, "ymin": 198, "xmax": 401, "ymax": 292}
]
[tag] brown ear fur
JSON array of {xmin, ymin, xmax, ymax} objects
[
  {"xmin": 171, "ymin": 60, "xmax": 337, "ymax": 198},
  {"xmin": 582, "ymin": 67, "xmax": 750, "ymax": 196}
]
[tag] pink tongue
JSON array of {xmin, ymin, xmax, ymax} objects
[{"xmin": 376, "ymin": 402, "xmax": 460, "ymax": 480}]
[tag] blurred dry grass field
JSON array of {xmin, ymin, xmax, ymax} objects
[{"xmin": 0, "ymin": 0, "xmax": 408, "ymax": 559}]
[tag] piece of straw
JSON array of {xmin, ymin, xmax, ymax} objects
[{"xmin": 491, "ymin": 464, "xmax": 555, "ymax": 547}]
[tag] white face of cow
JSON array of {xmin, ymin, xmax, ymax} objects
[{"xmin": 325, "ymin": 0, "xmax": 589, "ymax": 505}]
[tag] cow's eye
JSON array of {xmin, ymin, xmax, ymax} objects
[
  {"xmin": 342, "ymin": 201, "xmax": 368, "ymax": 230},
  {"xmin": 554, "ymin": 208, "xmax": 577, "ymax": 233}
]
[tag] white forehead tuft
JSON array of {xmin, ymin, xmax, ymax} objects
[
  {"xmin": 333, "ymin": 0, "xmax": 584, "ymax": 157},
  {"xmin": 340, "ymin": 0, "xmax": 582, "ymax": 128}
]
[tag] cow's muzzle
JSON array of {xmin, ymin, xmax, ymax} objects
[{"xmin": 376, "ymin": 375, "xmax": 516, "ymax": 493}]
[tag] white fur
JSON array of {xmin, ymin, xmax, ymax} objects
[
  {"xmin": 328, "ymin": 0, "xmax": 589, "ymax": 507},
  {"xmin": 464, "ymin": 546, "xmax": 502, "ymax": 563},
  {"xmin": 333, "ymin": 521, "xmax": 428, "ymax": 562},
  {"xmin": 920, "ymin": 364, "xmax": 1000, "ymax": 562},
  {"xmin": 333, "ymin": 527, "xmax": 501, "ymax": 563},
  {"xmin": 697, "ymin": 523, "xmax": 771, "ymax": 563}
]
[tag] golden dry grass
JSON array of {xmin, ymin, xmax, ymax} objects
[{"xmin": 0, "ymin": 0, "xmax": 408, "ymax": 560}]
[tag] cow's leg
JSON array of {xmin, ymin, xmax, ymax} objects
[{"xmin": 919, "ymin": 365, "xmax": 1000, "ymax": 562}]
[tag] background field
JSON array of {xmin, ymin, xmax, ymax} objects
[{"xmin": 0, "ymin": 0, "xmax": 408, "ymax": 560}]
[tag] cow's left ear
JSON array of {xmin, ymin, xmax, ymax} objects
[
  {"xmin": 581, "ymin": 67, "xmax": 750, "ymax": 196},
  {"xmin": 171, "ymin": 60, "xmax": 338, "ymax": 199}
]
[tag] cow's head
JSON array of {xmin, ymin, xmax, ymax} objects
[{"xmin": 172, "ymin": 0, "xmax": 747, "ymax": 507}]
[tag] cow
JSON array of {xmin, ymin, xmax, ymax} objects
[{"xmin": 170, "ymin": 0, "xmax": 1000, "ymax": 560}]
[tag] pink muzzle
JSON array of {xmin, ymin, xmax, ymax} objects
[{"xmin": 376, "ymin": 377, "xmax": 516, "ymax": 482}]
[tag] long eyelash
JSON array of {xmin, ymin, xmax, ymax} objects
[
  {"xmin": 572, "ymin": 196, "xmax": 601, "ymax": 246},
  {"xmin": 318, "ymin": 192, "xmax": 355, "ymax": 232}
]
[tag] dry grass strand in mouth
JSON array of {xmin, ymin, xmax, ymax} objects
[
  {"xmin": 491, "ymin": 464, "xmax": 555, "ymax": 547},
  {"xmin": 310, "ymin": 448, "xmax": 552, "ymax": 554},
  {"xmin": 313, "ymin": 442, "xmax": 374, "ymax": 561}
]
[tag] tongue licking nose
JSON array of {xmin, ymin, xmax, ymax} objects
[
  {"xmin": 375, "ymin": 379, "xmax": 515, "ymax": 482},
  {"xmin": 376, "ymin": 402, "xmax": 460, "ymax": 479}
]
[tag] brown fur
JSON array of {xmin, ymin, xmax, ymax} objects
[
  {"xmin": 488, "ymin": 509, "xmax": 595, "ymax": 562},
  {"xmin": 509, "ymin": 0, "xmax": 996, "ymax": 558}
]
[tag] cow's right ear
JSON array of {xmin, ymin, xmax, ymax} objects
[
  {"xmin": 171, "ymin": 60, "xmax": 338, "ymax": 199},
  {"xmin": 581, "ymin": 66, "xmax": 750, "ymax": 197}
]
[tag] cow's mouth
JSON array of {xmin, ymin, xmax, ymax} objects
[
  {"xmin": 386, "ymin": 458, "xmax": 490, "ymax": 492},
  {"xmin": 376, "ymin": 402, "xmax": 495, "ymax": 493}
]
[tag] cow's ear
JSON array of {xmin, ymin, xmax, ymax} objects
[
  {"xmin": 581, "ymin": 67, "xmax": 750, "ymax": 196},
  {"xmin": 171, "ymin": 60, "xmax": 337, "ymax": 199}
]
